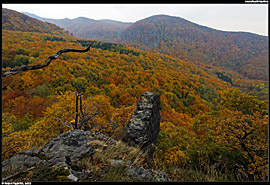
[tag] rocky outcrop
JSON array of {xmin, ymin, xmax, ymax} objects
[
  {"xmin": 2, "ymin": 129, "xmax": 115, "ymax": 181},
  {"xmin": 123, "ymin": 91, "xmax": 161, "ymax": 159},
  {"xmin": 2, "ymin": 92, "xmax": 166, "ymax": 182},
  {"xmin": 41, "ymin": 129, "xmax": 115, "ymax": 164}
]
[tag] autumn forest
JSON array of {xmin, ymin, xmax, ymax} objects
[{"xmin": 1, "ymin": 8, "xmax": 269, "ymax": 181}]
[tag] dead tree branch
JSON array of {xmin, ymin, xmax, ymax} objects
[
  {"xmin": 74, "ymin": 92, "xmax": 84, "ymax": 129},
  {"xmin": 77, "ymin": 93, "xmax": 100, "ymax": 131},
  {"xmin": 2, "ymin": 83, "xmax": 9, "ymax": 90},
  {"xmin": 52, "ymin": 92, "xmax": 100, "ymax": 131},
  {"xmin": 2, "ymin": 44, "xmax": 91, "ymax": 77},
  {"xmin": 52, "ymin": 118, "xmax": 72, "ymax": 129}
]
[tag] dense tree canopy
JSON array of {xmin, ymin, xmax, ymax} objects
[{"xmin": 2, "ymin": 9, "xmax": 268, "ymax": 181}]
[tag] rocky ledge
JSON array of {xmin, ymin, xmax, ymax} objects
[{"xmin": 2, "ymin": 92, "xmax": 169, "ymax": 182}]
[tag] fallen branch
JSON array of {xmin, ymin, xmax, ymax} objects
[
  {"xmin": 2, "ymin": 83, "xmax": 9, "ymax": 90},
  {"xmin": 53, "ymin": 118, "xmax": 72, "ymax": 129},
  {"xmin": 2, "ymin": 43, "xmax": 91, "ymax": 77}
]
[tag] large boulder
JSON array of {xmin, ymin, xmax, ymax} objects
[{"xmin": 123, "ymin": 92, "xmax": 161, "ymax": 159}]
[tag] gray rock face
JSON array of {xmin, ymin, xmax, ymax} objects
[
  {"xmin": 42, "ymin": 129, "xmax": 116, "ymax": 164},
  {"xmin": 2, "ymin": 129, "xmax": 116, "ymax": 181},
  {"xmin": 124, "ymin": 92, "xmax": 161, "ymax": 159},
  {"xmin": 2, "ymin": 149, "xmax": 45, "ymax": 174},
  {"xmin": 42, "ymin": 130, "xmax": 98, "ymax": 163}
]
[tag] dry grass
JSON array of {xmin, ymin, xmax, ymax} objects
[
  {"xmin": 80, "ymin": 139, "xmax": 148, "ymax": 181},
  {"xmin": 93, "ymin": 140, "xmax": 147, "ymax": 167}
]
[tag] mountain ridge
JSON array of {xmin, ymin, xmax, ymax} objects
[
  {"xmin": 2, "ymin": 8, "xmax": 68, "ymax": 35},
  {"xmin": 22, "ymin": 11, "xmax": 132, "ymax": 42},
  {"xmin": 22, "ymin": 11, "xmax": 268, "ymax": 81},
  {"xmin": 22, "ymin": 12, "xmax": 268, "ymax": 38},
  {"xmin": 120, "ymin": 14, "xmax": 268, "ymax": 81}
]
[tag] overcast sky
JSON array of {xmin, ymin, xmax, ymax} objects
[{"xmin": 2, "ymin": 4, "xmax": 268, "ymax": 36}]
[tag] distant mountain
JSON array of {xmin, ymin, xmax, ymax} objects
[
  {"xmin": 23, "ymin": 12, "xmax": 132, "ymax": 42},
  {"xmin": 23, "ymin": 12, "xmax": 268, "ymax": 81},
  {"xmin": 2, "ymin": 8, "xmax": 67, "ymax": 35},
  {"xmin": 99, "ymin": 19, "xmax": 133, "ymax": 26},
  {"xmin": 120, "ymin": 15, "xmax": 268, "ymax": 81}
]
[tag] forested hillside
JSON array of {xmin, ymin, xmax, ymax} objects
[
  {"xmin": 2, "ymin": 8, "xmax": 268, "ymax": 181},
  {"xmin": 24, "ymin": 12, "xmax": 268, "ymax": 83},
  {"xmin": 120, "ymin": 15, "xmax": 268, "ymax": 81},
  {"xmin": 2, "ymin": 8, "xmax": 68, "ymax": 35}
]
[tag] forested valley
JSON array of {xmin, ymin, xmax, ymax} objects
[{"xmin": 2, "ymin": 8, "xmax": 268, "ymax": 181}]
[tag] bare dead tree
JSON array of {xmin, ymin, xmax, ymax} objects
[
  {"xmin": 55, "ymin": 91, "xmax": 100, "ymax": 131},
  {"xmin": 74, "ymin": 91, "xmax": 84, "ymax": 129},
  {"xmin": 2, "ymin": 43, "xmax": 91, "ymax": 77},
  {"xmin": 75, "ymin": 92, "xmax": 101, "ymax": 131}
]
